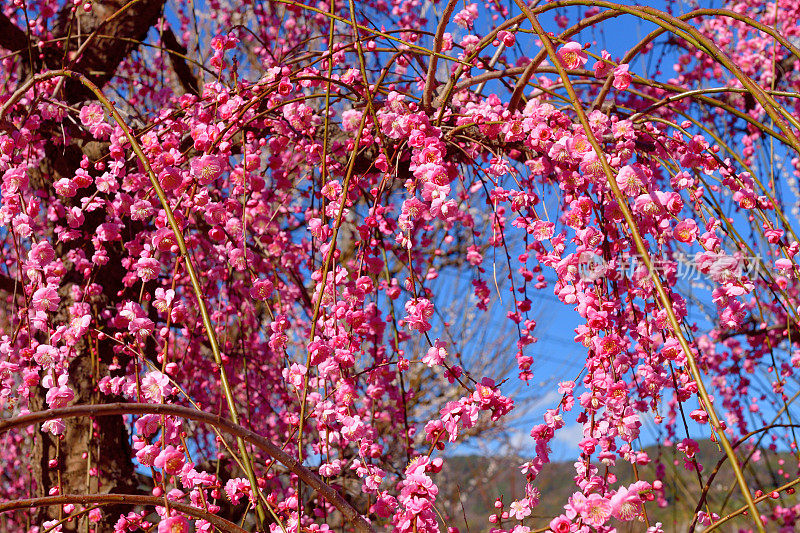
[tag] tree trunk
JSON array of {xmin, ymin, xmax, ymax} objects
[{"xmin": 2, "ymin": 1, "xmax": 173, "ymax": 528}]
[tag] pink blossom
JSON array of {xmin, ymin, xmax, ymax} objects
[
  {"xmin": 594, "ymin": 50, "xmax": 612, "ymax": 78},
  {"xmin": 776, "ymin": 258, "xmax": 793, "ymax": 271},
  {"xmin": 250, "ymin": 278, "xmax": 274, "ymax": 300},
  {"xmin": 2, "ymin": 166, "xmax": 28, "ymax": 194},
  {"xmin": 615, "ymin": 164, "xmax": 647, "ymax": 196},
  {"xmin": 422, "ymin": 339, "xmax": 447, "ymax": 366},
  {"xmin": 135, "ymin": 444, "xmax": 160, "ymax": 466},
  {"xmin": 135, "ymin": 415, "xmax": 161, "ymax": 436},
  {"xmin": 453, "ymin": 4, "xmax": 478, "ymax": 29},
  {"xmin": 157, "ymin": 516, "xmax": 189, "ymax": 533},
  {"xmin": 45, "ymin": 375, "xmax": 74, "ymax": 409},
  {"xmin": 153, "ymin": 288, "xmax": 175, "ymax": 314},
  {"xmin": 32, "ymin": 286, "xmax": 59, "ymax": 312},
  {"xmin": 404, "ymin": 298, "xmax": 434, "ymax": 332},
  {"xmin": 159, "ymin": 167, "xmax": 183, "ymax": 190},
  {"xmin": 129, "ymin": 317, "xmax": 154, "ymax": 338},
  {"xmin": 135, "ymin": 257, "xmax": 161, "ymax": 282},
  {"xmin": 79, "ymin": 103, "xmax": 105, "ymax": 127},
  {"xmin": 674, "ymin": 219, "xmax": 699, "ymax": 243},
  {"xmin": 610, "ymin": 486, "xmax": 642, "ymax": 521},
  {"xmin": 581, "ymin": 493, "xmax": 612, "ymax": 527},
  {"xmin": 286, "ymin": 363, "xmax": 307, "ymax": 388},
  {"xmin": 141, "ymin": 371, "xmax": 172, "ymax": 402},
  {"xmin": 88, "ymin": 508, "xmax": 102, "ymax": 523},
  {"xmin": 612, "ymin": 63, "xmax": 632, "ymax": 90},
  {"xmin": 42, "ymin": 419, "xmax": 65, "ymax": 435},
  {"xmin": 509, "ymin": 498, "xmax": 531, "ymax": 519},
  {"xmin": 556, "ymin": 42, "xmax": 588, "ymax": 69},
  {"xmin": 225, "ymin": 478, "xmax": 251, "ymax": 505},
  {"xmin": 154, "ymin": 446, "xmax": 186, "ymax": 475},
  {"xmin": 549, "ymin": 515, "xmax": 572, "ymax": 533},
  {"xmin": 530, "ymin": 220, "xmax": 555, "ymax": 241},
  {"xmin": 28, "ymin": 241, "xmax": 55, "ymax": 268},
  {"xmin": 190, "ymin": 155, "xmax": 224, "ymax": 185}
]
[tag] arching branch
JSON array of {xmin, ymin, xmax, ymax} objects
[
  {"xmin": 0, "ymin": 494, "xmax": 248, "ymax": 533},
  {"xmin": 0, "ymin": 403, "xmax": 376, "ymax": 533}
]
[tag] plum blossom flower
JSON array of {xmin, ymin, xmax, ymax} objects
[
  {"xmin": 556, "ymin": 42, "xmax": 588, "ymax": 69},
  {"xmin": 154, "ymin": 445, "xmax": 186, "ymax": 475},
  {"xmin": 28, "ymin": 241, "xmax": 55, "ymax": 269},
  {"xmin": 422, "ymin": 339, "xmax": 447, "ymax": 367},
  {"xmin": 153, "ymin": 288, "xmax": 175, "ymax": 314},
  {"xmin": 453, "ymin": 4, "xmax": 478, "ymax": 29},
  {"xmin": 88, "ymin": 508, "xmax": 102, "ymax": 523},
  {"xmin": 530, "ymin": 220, "xmax": 555, "ymax": 241},
  {"xmin": 581, "ymin": 493, "xmax": 612, "ymax": 527},
  {"xmin": 689, "ymin": 408, "xmax": 708, "ymax": 424},
  {"xmin": 509, "ymin": 498, "xmax": 532, "ymax": 519},
  {"xmin": 152, "ymin": 227, "xmax": 178, "ymax": 252},
  {"xmin": 594, "ymin": 50, "xmax": 613, "ymax": 78},
  {"xmin": 129, "ymin": 316, "xmax": 154, "ymax": 339},
  {"xmin": 79, "ymin": 103, "xmax": 105, "ymax": 127},
  {"xmin": 136, "ymin": 444, "xmax": 160, "ymax": 466},
  {"xmin": 42, "ymin": 419, "xmax": 65, "ymax": 435},
  {"xmin": 697, "ymin": 510, "xmax": 720, "ymax": 526},
  {"xmin": 674, "ymin": 219, "xmax": 699, "ymax": 243},
  {"xmin": 776, "ymin": 258, "xmax": 793, "ymax": 272},
  {"xmin": 616, "ymin": 164, "xmax": 647, "ymax": 196},
  {"xmin": 2, "ymin": 166, "xmax": 28, "ymax": 194},
  {"xmin": 250, "ymin": 278, "xmax": 274, "ymax": 300},
  {"xmin": 159, "ymin": 167, "xmax": 183, "ymax": 190},
  {"xmin": 404, "ymin": 298, "xmax": 434, "ymax": 333},
  {"xmin": 157, "ymin": 515, "xmax": 189, "ymax": 533},
  {"xmin": 286, "ymin": 363, "xmax": 307, "ymax": 389},
  {"xmin": 613, "ymin": 63, "xmax": 632, "ymax": 90},
  {"xmin": 32, "ymin": 286, "xmax": 59, "ymax": 312},
  {"xmin": 135, "ymin": 256, "xmax": 161, "ymax": 282},
  {"xmin": 44, "ymin": 374, "xmax": 74, "ymax": 409},
  {"xmin": 190, "ymin": 155, "xmax": 224, "ymax": 185},
  {"xmin": 141, "ymin": 370, "xmax": 172, "ymax": 402},
  {"xmin": 549, "ymin": 515, "xmax": 572, "ymax": 532},
  {"xmin": 610, "ymin": 486, "xmax": 643, "ymax": 521},
  {"xmin": 135, "ymin": 414, "xmax": 161, "ymax": 436},
  {"xmin": 225, "ymin": 478, "xmax": 252, "ymax": 505},
  {"xmin": 130, "ymin": 199, "xmax": 155, "ymax": 221}
]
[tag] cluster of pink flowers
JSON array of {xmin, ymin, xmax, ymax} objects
[{"xmin": 1, "ymin": 0, "xmax": 800, "ymax": 532}]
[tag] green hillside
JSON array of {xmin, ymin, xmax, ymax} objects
[{"xmin": 434, "ymin": 441, "xmax": 800, "ymax": 531}]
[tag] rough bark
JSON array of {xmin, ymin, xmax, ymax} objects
[
  {"xmin": 0, "ymin": 1, "xmax": 170, "ymax": 528},
  {"xmin": 52, "ymin": 0, "xmax": 167, "ymax": 102},
  {"xmin": 0, "ymin": 12, "xmax": 29, "ymax": 54}
]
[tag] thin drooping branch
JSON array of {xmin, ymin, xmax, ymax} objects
[
  {"xmin": 1, "ymin": 67, "xmax": 269, "ymax": 525},
  {"xmin": 0, "ymin": 403, "xmax": 376, "ymax": 533},
  {"xmin": 0, "ymin": 494, "xmax": 247, "ymax": 533},
  {"xmin": 512, "ymin": 0, "xmax": 767, "ymax": 530}
]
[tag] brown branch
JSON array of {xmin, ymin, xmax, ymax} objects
[
  {"xmin": 0, "ymin": 403, "xmax": 375, "ymax": 533},
  {"xmin": 162, "ymin": 27, "xmax": 200, "ymax": 96},
  {"xmin": 715, "ymin": 321, "xmax": 800, "ymax": 341},
  {"xmin": 0, "ymin": 494, "xmax": 247, "ymax": 532},
  {"xmin": 52, "ymin": 0, "xmax": 167, "ymax": 102},
  {"xmin": 422, "ymin": 0, "xmax": 459, "ymax": 110},
  {"xmin": 0, "ymin": 12, "xmax": 28, "ymax": 53}
]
